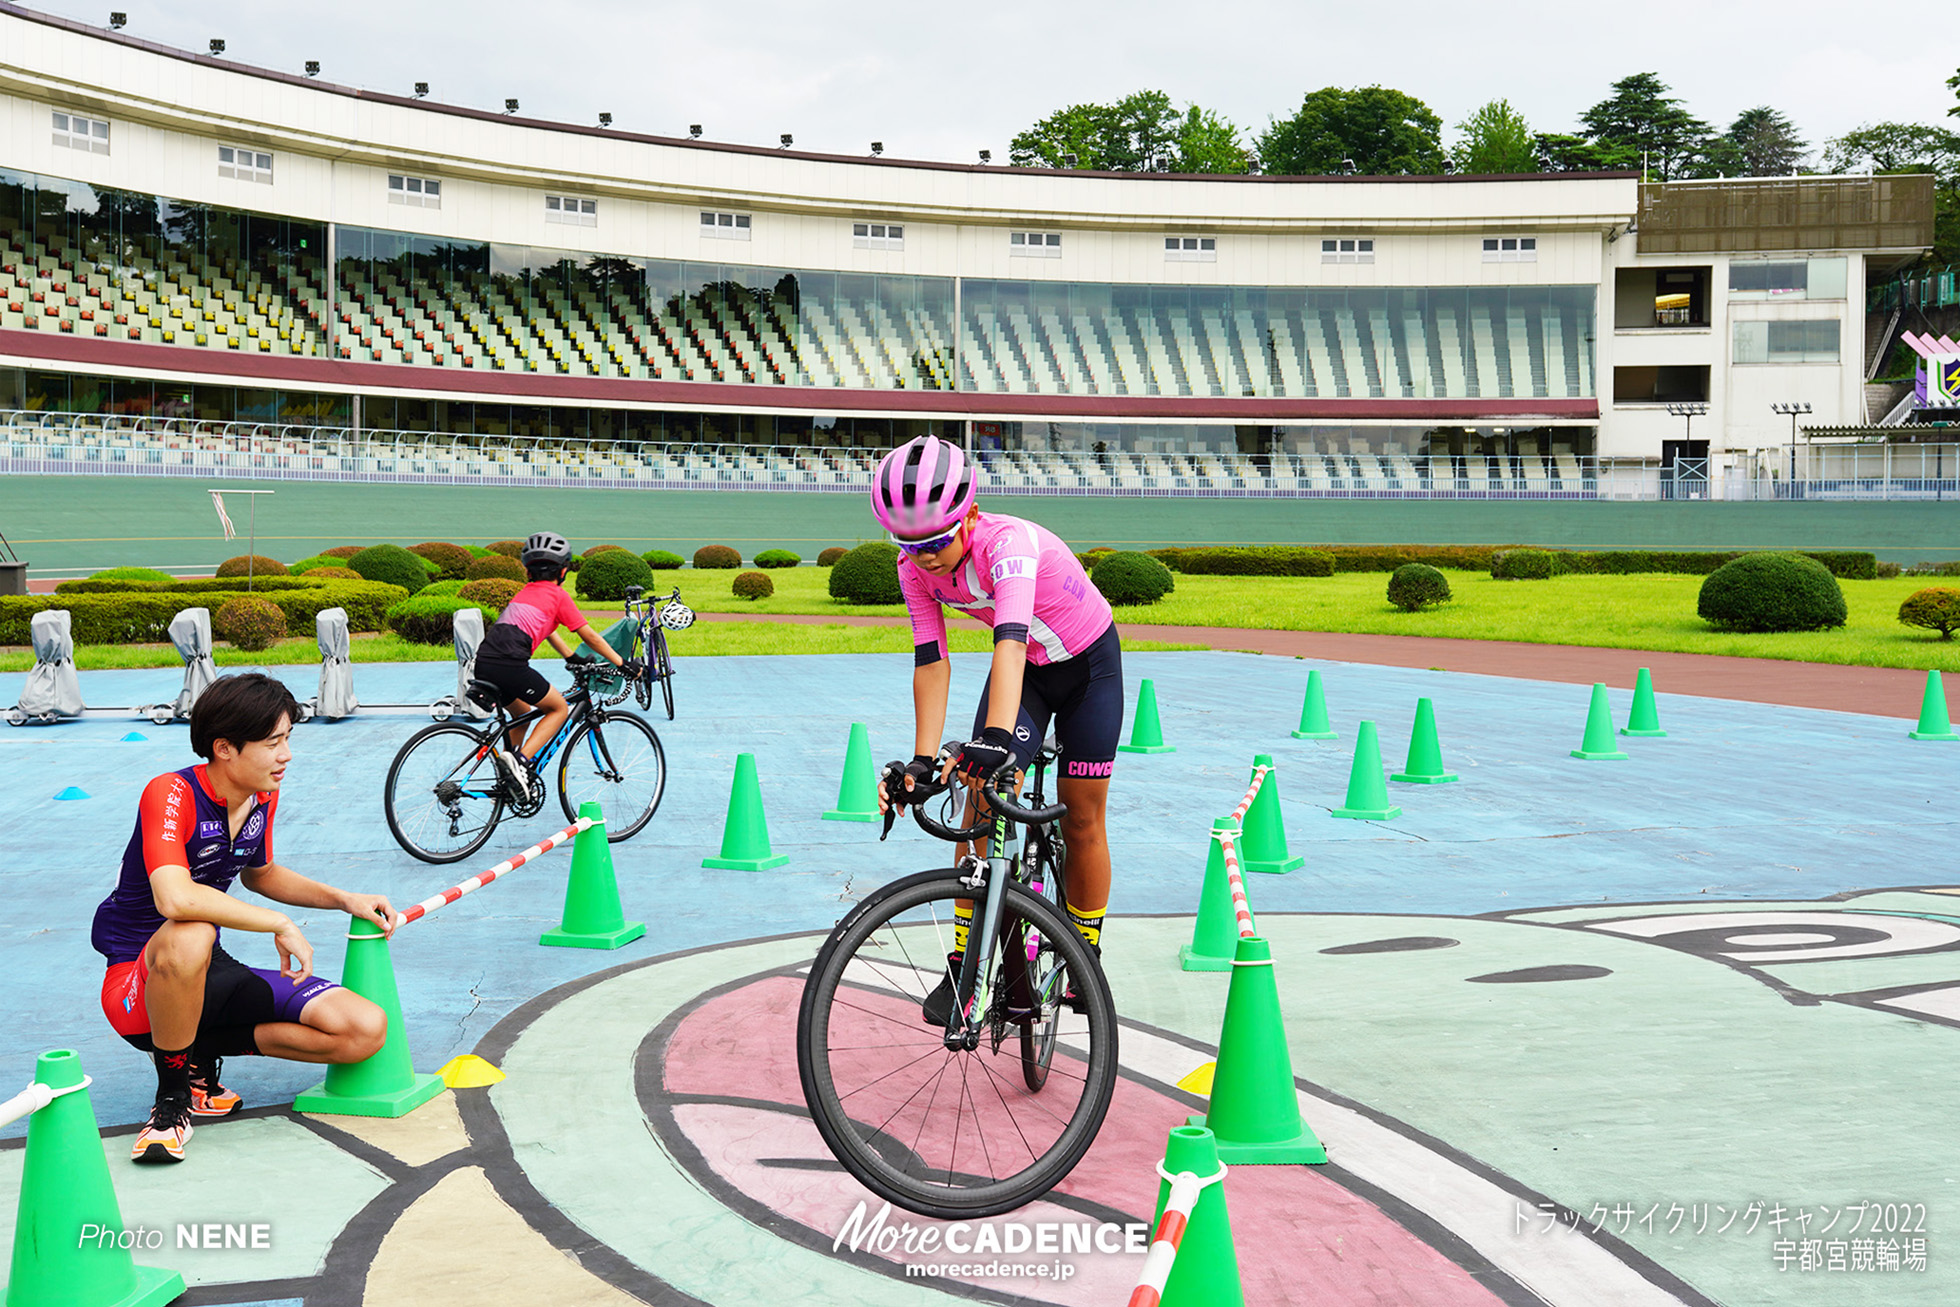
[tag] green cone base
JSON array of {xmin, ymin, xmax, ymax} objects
[
  {"xmin": 821, "ymin": 808, "xmax": 880, "ymax": 822},
  {"xmin": 1390, "ymin": 770, "xmax": 1457, "ymax": 784},
  {"xmin": 1118, "ymin": 741, "xmax": 1176, "ymax": 754},
  {"xmin": 5, "ymin": 1262, "xmax": 190, "ymax": 1307},
  {"xmin": 1185, "ymin": 1112, "xmax": 1328, "ymax": 1165},
  {"xmin": 1570, "ymin": 748, "xmax": 1629, "ymax": 761},
  {"xmin": 1178, "ymin": 944, "xmax": 1235, "ymax": 972},
  {"xmin": 295, "ymin": 1071, "xmax": 445, "ymax": 1119},
  {"xmin": 703, "ymin": 852, "xmax": 790, "ymax": 870},
  {"xmin": 1909, "ymin": 729, "xmax": 1960, "ymax": 741},
  {"xmin": 1241, "ymin": 853, "xmax": 1304, "ymax": 873},
  {"xmin": 1620, "ymin": 728, "xmax": 1668, "ymax": 738},
  {"xmin": 1289, "ymin": 728, "xmax": 1337, "ymax": 740},
  {"xmin": 540, "ymin": 920, "xmax": 646, "ymax": 950},
  {"xmin": 1332, "ymin": 805, "xmax": 1401, "ymax": 820}
]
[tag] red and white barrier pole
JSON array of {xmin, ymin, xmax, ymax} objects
[
  {"xmin": 1227, "ymin": 765, "xmax": 1269, "ymax": 825},
  {"xmin": 1215, "ymin": 832, "xmax": 1255, "ymax": 939},
  {"xmin": 1128, "ymin": 1164, "xmax": 1223, "ymax": 1307},
  {"xmin": 397, "ymin": 817, "xmax": 592, "ymax": 926}
]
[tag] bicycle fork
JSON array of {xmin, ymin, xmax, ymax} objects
[{"xmin": 944, "ymin": 816, "xmax": 1017, "ymax": 1051}]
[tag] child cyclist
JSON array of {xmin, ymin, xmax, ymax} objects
[
  {"xmin": 472, "ymin": 531, "xmax": 639, "ymax": 801},
  {"xmin": 95, "ymin": 673, "xmax": 400, "ymax": 1163},
  {"xmin": 871, "ymin": 434, "xmax": 1123, "ymax": 1024}
]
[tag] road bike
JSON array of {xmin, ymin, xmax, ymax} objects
[
  {"xmin": 614, "ymin": 584, "xmax": 692, "ymax": 720},
  {"xmin": 795, "ymin": 740, "xmax": 1116, "ymax": 1218},
  {"xmin": 382, "ymin": 660, "xmax": 665, "ymax": 863}
]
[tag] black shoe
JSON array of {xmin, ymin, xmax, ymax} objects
[
  {"xmin": 921, "ymin": 953, "xmax": 963, "ymax": 1027},
  {"xmin": 1062, "ymin": 942, "xmax": 1103, "ymax": 1015}
]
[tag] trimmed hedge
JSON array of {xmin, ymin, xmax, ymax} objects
[
  {"xmin": 1697, "ymin": 553, "xmax": 1847, "ymax": 633},
  {"xmin": 488, "ymin": 539, "xmax": 525, "ymax": 557},
  {"xmin": 465, "ymin": 554, "xmax": 526, "ymax": 582},
  {"xmin": 1899, "ymin": 587, "xmax": 1960, "ymax": 641},
  {"xmin": 1075, "ymin": 547, "xmax": 1117, "ymax": 570},
  {"xmin": 829, "ymin": 542, "xmax": 902, "ymax": 604},
  {"xmin": 421, "ymin": 580, "xmax": 467, "ymax": 598},
  {"xmin": 754, "ymin": 549, "xmax": 802, "ymax": 568},
  {"xmin": 458, "ymin": 578, "xmax": 522, "ymax": 616},
  {"xmin": 1554, "ymin": 549, "xmax": 1877, "ymax": 580},
  {"xmin": 1321, "ymin": 544, "xmax": 1501, "ymax": 572},
  {"xmin": 643, "ymin": 550, "xmax": 685, "ymax": 570},
  {"xmin": 817, "ymin": 547, "xmax": 848, "ymax": 567},
  {"xmin": 1148, "ymin": 546, "xmax": 1333, "ymax": 577},
  {"xmin": 409, "ymin": 542, "xmax": 474, "ymax": 581},
  {"xmin": 216, "ymin": 554, "xmax": 289, "ymax": 578},
  {"xmin": 732, "ymin": 570, "xmax": 775, "ymax": 600},
  {"xmin": 1387, "ymin": 563, "xmax": 1453, "ymax": 612},
  {"xmin": 1906, "ymin": 560, "xmax": 1960, "ymax": 577},
  {"xmin": 583, "ymin": 544, "xmax": 628, "ymax": 558},
  {"xmin": 88, "ymin": 566, "xmax": 173, "ymax": 582},
  {"xmin": 694, "ymin": 545, "xmax": 742, "ymax": 569},
  {"xmin": 213, "ymin": 595, "xmax": 288, "ymax": 652},
  {"xmin": 386, "ymin": 595, "xmax": 473, "ymax": 646},
  {"xmin": 321, "ymin": 545, "xmax": 364, "ymax": 559},
  {"xmin": 1091, "ymin": 552, "xmax": 1175, "ymax": 605},
  {"xmin": 301, "ymin": 566, "xmax": 361, "ymax": 580},
  {"xmin": 463, "ymin": 545, "xmax": 495, "ymax": 559},
  {"xmin": 350, "ymin": 544, "xmax": 432, "ymax": 595},
  {"xmin": 1491, "ymin": 548, "xmax": 1557, "ymax": 580},
  {"xmin": 1, "ymin": 579, "xmax": 408, "ymax": 643},
  {"xmin": 576, "ymin": 548, "xmax": 654, "ymax": 601},
  {"xmin": 288, "ymin": 555, "xmax": 342, "ymax": 575}
]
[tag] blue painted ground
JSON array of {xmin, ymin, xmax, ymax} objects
[{"xmin": 2, "ymin": 649, "xmax": 1952, "ymax": 1133}]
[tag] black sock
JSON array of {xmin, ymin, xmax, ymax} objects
[{"xmin": 152, "ymin": 1043, "xmax": 192, "ymax": 1102}]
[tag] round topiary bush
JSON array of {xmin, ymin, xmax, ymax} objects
[
  {"xmin": 1091, "ymin": 551, "xmax": 1175, "ymax": 606},
  {"xmin": 828, "ymin": 542, "xmax": 902, "ymax": 605},
  {"xmin": 1491, "ymin": 548, "xmax": 1557, "ymax": 580},
  {"xmin": 421, "ymin": 579, "xmax": 467, "ymax": 598},
  {"xmin": 213, "ymin": 595, "xmax": 288, "ymax": 652},
  {"xmin": 322, "ymin": 545, "xmax": 365, "ymax": 559},
  {"xmin": 1075, "ymin": 547, "xmax": 1117, "ymax": 570},
  {"xmin": 488, "ymin": 539, "xmax": 525, "ymax": 558},
  {"xmin": 576, "ymin": 548, "xmax": 655, "ymax": 601},
  {"xmin": 465, "ymin": 553, "xmax": 526, "ymax": 582},
  {"xmin": 464, "ymin": 544, "xmax": 494, "ymax": 559},
  {"xmin": 458, "ymin": 577, "xmax": 523, "ymax": 617},
  {"xmin": 1697, "ymin": 552, "xmax": 1846, "ymax": 633},
  {"xmin": 215, "ymin": 554, "xmax": 289, "ymax": 579},
  {"xmin": 385, "ymin": 596, "xmax": 470, "ymax": 645},
  {"xmin": 89, "ymin": 566, "xmax": 174, "ymax": 582},
  {"xmin": 583, "ymin": 544, "xmax": 627, "ymax": 558},
  {"xmin": 817, "ymin": 547, "xmax": 848, "ymax": 567},
  {"xmin": 732, "ymin": 570, "xmax": 775, "ymax": 601},
  {"xmin": 1899, "ymin": 587, "xmax": 1960, "ymax": 641},
  {"xmin": 754, "ymin": 549, "xmax": 802, "ymax": 569},
  {"xmin": 1387, "ymin": 563, "xmax": 1453, "ymax": 612},
  {"xmin": 302, "ymin": 566, "xmax": 361, "ymax": 580},
  {"xmin": 288, "ymin": 555, "xmax": 342, "ymax": 575},
  {"xmin": 643, "ymin": 550, "xmax": 685, "ymax": 570},
  {"xmin": 408, "ymin": 542, "xmax": 473, "ymax": 581},
  {"xmin": 349, "ymin": 543, "xmax": 431, "ymax": 595},
  {"xmin": 694, "ymin": 544, "xmax": 742, "ymax": 569}
]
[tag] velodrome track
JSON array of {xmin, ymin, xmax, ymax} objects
[{"xmin": 0, "ymin": 648, "xmax": 1955, "ymax": 1305}]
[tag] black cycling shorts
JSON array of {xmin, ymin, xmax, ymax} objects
[
  {"xmin": 473, "ymin": 655, "xmax": 552, "ymax": 708},
  {"xmin": 972, "ymin": 621, "xmax": 1124, "ymax": 780},
  {"xmin": 117, "ymin": 944, "xmax": 337, "ymax": 1055}
]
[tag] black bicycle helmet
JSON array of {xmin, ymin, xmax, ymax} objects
[{"xmin": 521, "ymin": 531, "xmax": 572, "ymax": 572}]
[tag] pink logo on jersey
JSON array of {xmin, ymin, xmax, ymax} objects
[{"xmin": 1066, "ymin": 759, "xmax": 1114, "ymax": 778}]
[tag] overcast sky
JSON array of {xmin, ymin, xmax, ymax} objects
[{"xmin": 23, "ymin": 0, "xmax": 1955, "ymax": 165}]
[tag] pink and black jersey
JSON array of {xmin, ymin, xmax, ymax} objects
[
  {"xmin": 91, "ymin": 766, "xmax": 277, "ymax": 966},
  {"xmin": 900, "ymin": 513, "xmax": 1113, "ymax": 667},
  {"xmin": 480, "ymin": 579, "xmax": 589, "ymax": 661}
]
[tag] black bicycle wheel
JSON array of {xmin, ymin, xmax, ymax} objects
[
  {"xmin": 632, "ymin": 622, "xmax": 654, "ymax": 713},
  {"xmin": 383, "ymin": 723, "xmax": 505, "ymax": 864},
  {"xmin": 797, "ymin": 870, "xmax": 1117, "ymax": 1219},
  {"xmin": 556, "ymin": 711, "xmax": 665, "ymax": 841},
  {"xmin": 1018, "ymin": 831, "xmax": 1069, "ymax": 1091},
  {"xmin": 653, "ymin": 626, "xmax": 675, "ymax": 719}
]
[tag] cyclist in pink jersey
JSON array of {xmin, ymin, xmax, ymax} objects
[{"xmin": 872, "ymin": 435, "xmax": 1124, "ymax": 1024}]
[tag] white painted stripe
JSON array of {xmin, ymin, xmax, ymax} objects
[{"xmin": 1026, "ymin": 613, "xmax": 1069, "ymax": 662}]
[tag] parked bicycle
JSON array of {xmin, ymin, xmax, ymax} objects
[
  {"xmin": 383, "ymin": 661, "xmax": 665, "ymax": 863},
  {"xmin": 615, "ymin": 584, "xmax": 693, "ymax": 720},
  {"xmin": 795, "ymin": 739, "xmax": 1116, "ymax": 1218}
]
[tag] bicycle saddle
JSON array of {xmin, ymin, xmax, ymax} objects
[{"xmin": 464, "ymin": 679, "xmax": 502, "ymax": 711}]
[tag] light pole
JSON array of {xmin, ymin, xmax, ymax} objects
[
  {"xmin": 1664, "ymin": 402, "xmax": 1708, "ymax": 500},
  {"xmin": 1770, "ymin": 402, "xmax": 1810, "ymax": 495}
]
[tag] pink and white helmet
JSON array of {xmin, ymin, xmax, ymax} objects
[{"xmin": 870, "ymin": 435, "xmax": 976, "ymax": 541}]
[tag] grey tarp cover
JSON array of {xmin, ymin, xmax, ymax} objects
[
  {"xmin": 315, "ymin": 607, "xmax": 357, "ymax": 719},
  {"xmin": 170, "ymin": 608, "xmax": 218, "ymax": 719},
  {"xmin": 452, "ymin": 607, "xmax": 490, "ymax": 717},
  {"xmin": 18, "ymin": 609, "xmax": 83, "ymax": 716}
]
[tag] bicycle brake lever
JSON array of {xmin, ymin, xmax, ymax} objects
[{"xmin": 880, "ymin": 806, "xmax": 897, "ymax": 841}]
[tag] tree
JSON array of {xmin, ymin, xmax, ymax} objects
[
  {"xmin": 1258, "ymin": 86, "xmax": 1446, "ymax": 176},
  {"xmin": 1007, "ymin": 91, "xmax": 1248, "ymax": 172},
  {"xmin": 1534, "ymin": 132, "xmax": 1635, "ymax": 174},
  {"xmin": 1579, "ymin": 72, "xmax": 1710, "ymax": 180},
  {"xmin": 1454, "ymin": 99, "xmax": 1538, "ymax": 174},
  {"xmin": 1720, "ymin": 106, "xmax": 1807, "ymax": 176},
  {"xmin": 1822, "ymin": 122, "xmax": 1960, "ymax": 187}
]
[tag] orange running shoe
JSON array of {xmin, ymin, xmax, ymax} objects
[
  {"xmin": 130, "ymin": 1095, "xmax": 193, "ymax": 1164},
  {"xmin": 188, "ymin": 1058, "xmax": 242, "ymax": 1117}
]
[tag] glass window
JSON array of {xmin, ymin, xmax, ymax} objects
[
  {"xmin": 1321, "ymin": 237, "xmax": 1374, "ymax": 264},
  {"xmin": 545, "ymin": 194, "xmax": 597, "ymax": 226},
  {"xmin": 1733, "ymin": 318, "xmax": 1839, "ymax": 363},
  {"xmin": 387, "ymin": 174, "xmax": 440, "ymax": 207},
  {"xmin": 1165, "ymin": 236, "xmax": 1218, "ymax": 262},
  {"xmin": 853, "ymin": 221, "xmax": 905, "ymax": 250},
  {"xmin": 1010, "ymin": 231, "xmax": 1061, "ymax": 257},
  {"xmin": 218, "ymin": 144, "xmax": 272, "ymax": 184},
  {"xmin": 700, "ymin": 211, "xmax": 750, "ymax": 239},
  {"xmin": 1729, "ymin": 261, "xmax": 1807, "ymax": 296},
  {"xmin": 1482, "ymin": 236, "xmax": 1537, "ymax": 263},
  {"xmin": 52, "ymin": 110, "xmax": 110, "ymax": 154}
]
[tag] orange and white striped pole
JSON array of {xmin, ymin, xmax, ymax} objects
[{"xmin": 397, "ymin": 817, "xmax": 593, "ymax": 925}]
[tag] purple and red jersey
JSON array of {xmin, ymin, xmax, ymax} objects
[
  {"xmin": 900, "ymin": 512, "xmax": 1114, "ymax": 667},
  {"xmin": 91, "ymin": 765, "xmax": 277, "ymax": 966}
]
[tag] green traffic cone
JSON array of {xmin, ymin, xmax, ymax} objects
[
  {"xmin": 1188, "ymin": 936, "xmax": 1327, "ymax": 1165},
  {"xmin": 1909, "ymin": 670, "xmax": 1959, "ymax": 741},
  {"xmin": 703, "ymin": 752, "xmax": 790, "ymax": 870},
  {"xmin": 1180, "ymin": 818, "xmax": 1249, "ymax": 972},
  {"xmin": 1621, "ymin": 667, "xmax": 1668, "ymax": 738},
  {"xmin": 1239, "ymin": 754, "xmax": 1304, "ymax": 873},
  {"xmin": 1289, "ymin": 668, "xmax": 1337, "ymax": 740},
  {"xmin": 822, "ymin": 722, "xmax": 881, "ymax": 821},
  {"xmin": 293, "ymin": 919, "xmax": 445, "ymax": 1118},
  {"xmin": 1571, "ymin": 683, "xmax": 1629, "ymax": 760},
  {"xmin": 1390, "ymin": 697, "xmax": 1458, "ymax": 784},
  {"xmin": 1332, "ymin": 723, "xmax": 1402, "ymax": 820},
  {"xmin": 541, "ymin": 802, "xmax": 647, "ymax": 949},
  {"xmin": 1151, "ymin": 1126, "xmax": 1244, "ymax": 1307},
  {"xmin": 3, "ymin": 1051, "xmax": 184, "ymax": 1307},
  {"xmin": 1118, "ymin": 678, "xmax": 1176, "ymax": 754}
]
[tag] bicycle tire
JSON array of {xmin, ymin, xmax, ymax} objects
[
  {"xmin": 383, "ymin": 722, "xmax": 505, "ymax": 864},
  {"xmin": 1019, "ymin": 830, "xmax": 1069, "ymax": 1091},
  {"xmin": 653, "ymin": 626, "xmax": 675, "ymax": 720},
  {"xmin": 797, "ymin": 870, "xmax": 1116, "ymax": 1219},
  {"xmin": 556, "ymin": 712, "xmax": 666, "ymax": 841}
]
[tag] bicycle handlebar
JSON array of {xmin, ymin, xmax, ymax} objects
[{"xmin": 880, "ymin": 747, "xmax": 1068, "ymax": 844}]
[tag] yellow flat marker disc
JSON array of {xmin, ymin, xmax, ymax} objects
[
  {"xmin": 1175, "ymin": 1061, "xmax": 1216, "ymax": 1095},
  {"xmin": 439, "ymin": 1054, "xmax": 506, "ymax": 1088}
]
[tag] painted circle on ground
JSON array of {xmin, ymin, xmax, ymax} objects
[{"xmin": 1580, "ymin": 912, "xmax": 1960, "ymax": 964}]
